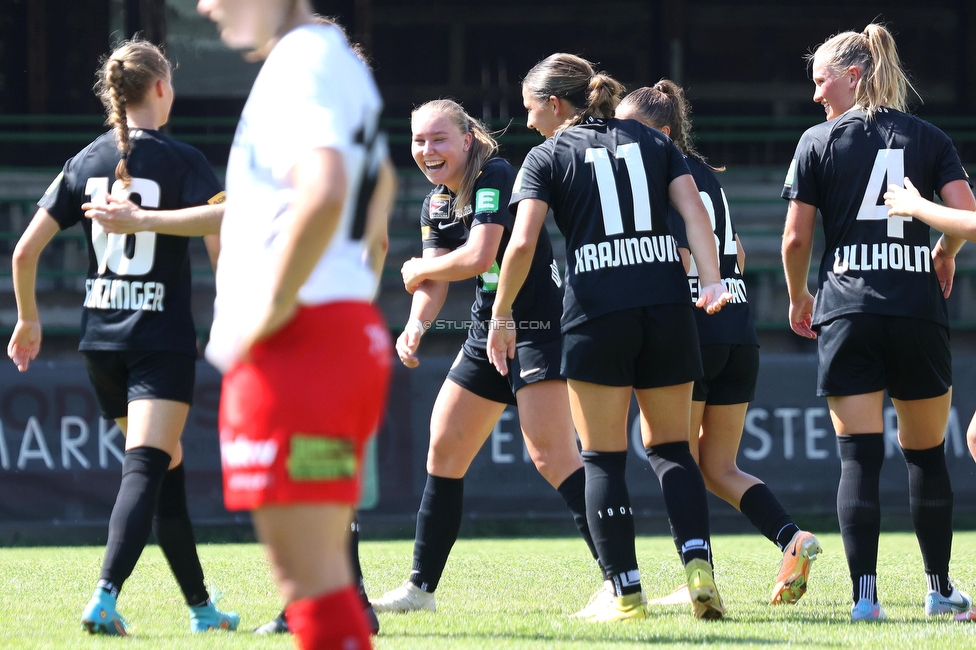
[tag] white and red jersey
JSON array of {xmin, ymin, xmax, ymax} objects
[{"xmin": 208, "ymin": 23, "xmax": 385, "ymax": 372}]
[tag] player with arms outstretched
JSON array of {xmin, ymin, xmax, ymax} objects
[{"xmin": 197, "ymin": 1, "xmax": 395, "ymax": 648}]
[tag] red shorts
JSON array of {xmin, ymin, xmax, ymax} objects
[{"xmin": 219, "ymin": 301, "xmax": 392, "ymax": 511}]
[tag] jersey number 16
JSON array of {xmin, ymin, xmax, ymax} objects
[{"xmin": 84, "ymin": 176, "xmax": 160, "ymax": 276}]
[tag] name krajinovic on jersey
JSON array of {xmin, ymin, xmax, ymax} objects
[{"xmin": 573, "ymin": 234, "xmax": 681, "ymax": 274}]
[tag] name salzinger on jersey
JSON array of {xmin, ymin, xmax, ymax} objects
[{"xmin": 38, "ymin": 129, "xmax": 224, "ymax": 354}]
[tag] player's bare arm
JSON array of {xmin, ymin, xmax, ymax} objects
[
  {"xmin": 487, "ymin": 197, "xmax": 547, "ymax": 375},
  {"xmin": 7, "ymin": 209, "xmax": 60, "ymax": 372},
  {"xmin": 669, "ymin": 174, "xmax": 731, "ymax": 314},
  {"xmin": 401, "ymin": 222, "xmax": 503, "ymax": 293},
  {"xmin": 83, "ymin": 194, "xmax": 224, "ymax": 236},
  {"xmin": 782, "ymin": 199, "xmax": 817, "ymax": 339}
]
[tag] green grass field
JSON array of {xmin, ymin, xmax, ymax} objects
[{"xmin": 3, "ymin": 533, "xmax": 976, "ymax": 648}]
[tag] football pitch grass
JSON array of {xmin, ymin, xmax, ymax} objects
[{"xmin": 3, "ymin": 532, "xmax": 976, "ymax": 649}]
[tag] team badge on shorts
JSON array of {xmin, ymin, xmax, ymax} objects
[{"xmin": 287, "ymin": 435, "xmax": 358, "ymax": 481}]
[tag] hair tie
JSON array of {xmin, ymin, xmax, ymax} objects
[{"xmin": 120, "ymin": 152, "xmax": 128, "ymax": 160}]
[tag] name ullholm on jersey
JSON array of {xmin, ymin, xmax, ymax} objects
[{"xmin": 832, "ymin": 242, "xmax": 932, "ymax": 275}]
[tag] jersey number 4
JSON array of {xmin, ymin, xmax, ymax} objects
[
  {"xmin": 856, "ymin": 149, "xmax": 911, "ymax": 239},
  {"xmin": 84, "ymin": 177, "xmax": 160, "ymax": 276}
]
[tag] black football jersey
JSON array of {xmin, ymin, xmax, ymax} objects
[
  {"xmin": 38, "ymin": 129, "xmax": 224, "ymax": 355},
  {"xmin": 669, "ymin": 157, "xmax": 758, "ymax": 346},
  {"xmin": 782, "ymin": 107, "xmax": 969, "ymax": 327},
  {"xmin": 511, "ymin": 117, "xmax": 692, "ymax": 332},
  {"xmin": 420, "ymin": 157, "xmax": 562, "ymax": 347}
]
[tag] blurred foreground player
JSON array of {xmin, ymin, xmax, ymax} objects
[{"xmin": 197, "ymin": 0, "xmax": 395, "ymax": 648}]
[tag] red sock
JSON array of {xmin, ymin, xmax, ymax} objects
[{"xmin": 286, "ymin": 586, "xmax": 371, "ymax": 650}]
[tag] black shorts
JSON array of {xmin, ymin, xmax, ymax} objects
[
  {"xmin": 561, "ymin": 304, "xmax": 702, "ymax": 389},
  {"xmin": 446, "ymin": 338, "xmax": 563, "ymax": 406},
  {"xmin": 692, "ymin": 344, "xmax": 759, "ymax": 405},
  {"xmin": 817, "ymin": 314, "xmax": 951, "ymax": 400},
  {"xmin": 82, "ymin": 350, "xmax": 196, "ymax": 419}
]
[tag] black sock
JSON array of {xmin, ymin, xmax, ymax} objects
[
  {"xmin": 409, "ymin": 475, "xmax": 464, "ymax": 593},
  {"xmin": 837, "ymin": 434, "xmax": 884, "ymax": 604},
  {"xmin": 350, "ymin": 514, "xmax": 369, "ymax": 603},
  {"xmin": 581, "ymin": 450, "xmax": 640, "ymax": 596},
  {"xmin": 556, "ymin": 467, "xmax": 605, "ymax": 578},
  {"xmin": 153, "ymin": 463, "xmax": 209, "ymax": 607},
  {"xmin": 902, "ymin": 444, "xmax": 955, "ymax": 597},
  {"xmin": 644, "ymin": 442, "xmax": 711, "ymax": 565},
  {"xmin": 99, "ymin": 446, "xmax": 172, "ymax": 597},
  {"xmin": 738, "ymin": 483, "xmax": 800, "ymax": 551}
]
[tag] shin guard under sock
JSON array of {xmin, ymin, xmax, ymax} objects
[
  {"xmin": 556, "ymin": 467, "xmax": 604, "ymax": 577},
  {"xmin": 410, "ymin": 475, "xmax": 463, "ymax": 593},
  {"xmin": 837, "ymin": 434, "xmax": 884, "ymax": 603},
  {"xmin": 153, "ymin": 463, "xmax": 209, "ymax": 607},
  {"xmin": 738, "ymin": 483, "xmax": 800, "ymax": 551},
  {"xmin": 903, "ymin": 444, "xmax": 955, "ymax": 596},
  {"xmin": 287, "ymin": 586, "xmax": 370, "ymax": 650},
  {"xmin": 99, "ymin": 446, "xmax": 172, "ymax": 596},
  {"xmin": 645, "ymin": 442, "xmax": 712, "ymax": 565},
  {"xmin": 582, "ymin": 450, "xmax": 640, "ymax": 596}
]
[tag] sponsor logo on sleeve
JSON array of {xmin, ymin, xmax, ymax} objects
[
  {"xmin": 421, "ymin": 225, "xmax": 432, "ymax": 240},
  {"xmin": 784, "ymin": 159, "xmax": 797, "ymax": 188},
  {"xmin": 480, "ymin": 260, "xmax": 500, "ymax": 291},
  {"xmin": 475, "ymin": 188, "xmax": 500, "ymax": 213},
  {"xmin": 207, "ymin": 191, "xmax": 227, "ymax": 205},
  {"xmin": 42, "ymin": 172, "xmax": 64, "ymax": 199}
]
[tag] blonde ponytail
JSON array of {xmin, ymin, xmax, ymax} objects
[{"xmin": 808, "ymin": 23, "xmax": 919, "ymax": 119}]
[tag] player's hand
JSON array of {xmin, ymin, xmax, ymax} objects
[
  {"xmin": 487, "ymin": 313, "xmax": 516, "ymax": 376},
  {"xmin": 696, "ymin": 281, "xmax": 732, "ymax": 314},
  {"xmin": 883, "ymin": 177, "xmax": 922, "ymax": 218},
  {"xmin": 933, "ymin": 248, "xmax": 955, "ymax": 298},
  {"xmin": 401, "ymin": 258, "xmax": 427, "ymax": 294},
  {"xmin": 396, "ymin": 320, "xmax": 425, "ymax": 368},
  {"xmin": 788, "ymin": 291, "xmax": 817, "ymax": 339},
  {"xmin": 83, "ymin": 195, "xmax": 145, "ymax": 234},
  {"xmin": 7, "ymin": 319, "xmax": 42, "ymax": 372}
]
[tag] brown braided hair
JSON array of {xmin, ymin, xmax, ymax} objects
[{"xmin": 94, "ymin": 39, "xmax": 170, "ymax": 187}]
